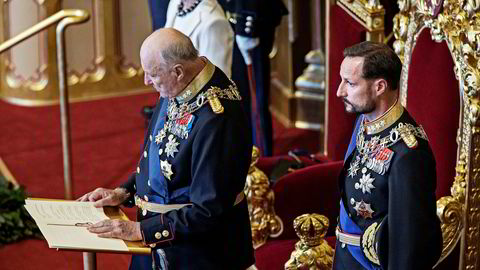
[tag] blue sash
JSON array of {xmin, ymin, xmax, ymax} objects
[
  {"xmin": 339, "ymin": 201, "xmax": 380, "ymax": 270},
  {"xmin": 148, "ymin": 101, "xmax": 170, "ymax": 204}
]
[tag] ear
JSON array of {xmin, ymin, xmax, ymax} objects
[
  {"xmin": 373, "ymin": 78, "xmax": 388, "ymax": 97},
  {"xmin": 172, "ymin": 64, "xmax": 185, "ymax": 81}
]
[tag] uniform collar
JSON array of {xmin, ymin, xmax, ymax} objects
[
  {"xmin": 364, "ymin": 99, "xmax": 403, "ymax": 135},
  {"xmin": 175, "ymin": 59, "xmax": 215, "ymax": 104}
]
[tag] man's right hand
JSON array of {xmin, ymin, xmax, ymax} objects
[{"xmin": 77, "ymin": 187, "xmax": 130, "ymax": 208}]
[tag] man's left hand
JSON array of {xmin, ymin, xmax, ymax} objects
[{"xmin": 88, "ymin": 220, "xmax": 142, "ymax": 241}]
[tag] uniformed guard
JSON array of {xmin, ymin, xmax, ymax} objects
[
  {"xmin": 333, "ymin": 41, "xmax": 442, "ymax": 269},
  {"xmin": 218, "ymin": 0, "xmax": 288, "ymax": 156},
  {"xmin": 79, "ymin": 28, "xmax": 255, "ymax": 270}
]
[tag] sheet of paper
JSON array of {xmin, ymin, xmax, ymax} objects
[
  {"xmin": 25, "ymin": 199, "xmax": 107, "ymax": 224},
  {"xmin": 36, "ymin": 223, "xmax": 128, "ymax": 251},
  {"xmin": 24, "ymin": 199, "xmax": 128, "ymax": 252}
]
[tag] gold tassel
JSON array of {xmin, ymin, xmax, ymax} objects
[{"xmin": 208, "ymin": 95, "xmax": 224, "ymax": 114}]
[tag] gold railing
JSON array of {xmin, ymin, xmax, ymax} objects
[
  {"xmin": 0, "ymin": 9, "xmax": 89, "ymax": 201},
  {"xmin": 0, "ymin": 10, "xmax": 95, "ymax": 269}
]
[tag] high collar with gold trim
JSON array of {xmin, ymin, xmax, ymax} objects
[
  {"xmin": 175, "ymin": 59, "xmax": 215, "ymax": 104},
  {"xmin": 363, "ymin": 100, "xmax": 404, "ymax": 135}
]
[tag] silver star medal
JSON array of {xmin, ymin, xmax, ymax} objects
[
  {"xmin": 155, "ymin": 129, "xmax": 166, "ymax": 145},
  {"xmin": 160, "ymin": 159, "xmax": 173, "ymax": 180},
  {"xmin": 353, "ymin": 199, "xmax": 374, "ymax": 219},
  {"xmin": 355, "ymin": 171, "xmax": 375, "ymax": 194},
  {"xmin": 348, "ymin": 156, "xmax": 360, "ymax": 178},
  {"xmin": 165, "ymin": 134, "xmax": 180, "ymax": 158}
]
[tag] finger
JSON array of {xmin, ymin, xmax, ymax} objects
[
  {"xmin": 93, "ymin": 194, "xmax": 114, "ymax": 207},
  {"xmin": 88, "ymin": 190, "xmax": 105, "ymax": 202},
  {"xmin": 88, "ymin": 220, "xmax": 111, "ymax": 233},
  {"xmin": 76, "ymin": 193, "xmax": 90, "ymax": 202},
  {"xmin": 97, "ymin": 232, "xmax": 115, "ymax": 238},
  {"xmin": 88, "ymin": 219, "xmax": 110, "ymax": 229}
]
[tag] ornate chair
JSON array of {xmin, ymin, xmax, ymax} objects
[{"xmin": 391, "ymin": 1, "xmax": 479, "ymax": 268}]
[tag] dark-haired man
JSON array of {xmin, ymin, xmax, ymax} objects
[
  {"xmin": 333, "ymin": 41, "xmax": 442, "ymax": 269},
  {"xmin": 79, "ymin": 28, "xmax": 255, "ymax": 270}
]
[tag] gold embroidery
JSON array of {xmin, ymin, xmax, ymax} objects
[
  {"xmin": 175, "ymin": 60, "xmax": 215, "ymax": 104},
  {"xmin": 362, "ymin": 222, "xmax": 380, "ymax": 265},
  {"xmin": 364, "ymin": 100, "xmax": 404, "ymax": 135}
]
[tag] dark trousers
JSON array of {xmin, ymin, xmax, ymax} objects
[{"xmin": 231, "ymin": 29, "xmax": 275, "ymax": 156}]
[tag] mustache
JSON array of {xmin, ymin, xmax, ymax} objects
[{"xmin": 342, "ymin": 98, "xmax": 353, "ymax": 106}]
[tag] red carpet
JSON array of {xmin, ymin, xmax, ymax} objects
[{"xmin": 0, "ymin": 92, "xmax": 318, "ymax": 270}]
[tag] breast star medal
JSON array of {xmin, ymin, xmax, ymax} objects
[
  {"xmin": 160, "ymin": 160, "xmax": 173, "ymax": 180},
  {"xmin": 155, "ymin": 129, "xmax": 166, "ymax": 145},
  {"xmin": 165, "ymin": 134, "xmax": 180, "ymax": 158},
  {"xmin": 352, "ymin": 199, "xmax": 374, "ymax": 219},
  {"xmin": 355, "ymin": 169, "xmax": 375, "ymax": 194},
  {"xmin": 348, "ymin": 156, "xmax": 361, "ymax": 178}
]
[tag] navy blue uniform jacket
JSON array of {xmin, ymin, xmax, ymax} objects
[{"xmin": 121, "ymin": 62, "xmax": 255, "ymax": 269}]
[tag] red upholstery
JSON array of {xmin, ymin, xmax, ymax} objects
[
  {"xmin": 256, "ymin": 154, "xmax": 331, "ymax": 177},
  {"xmin": 272, "ymin": 161, "xmax": 343, "ymax": 240},
  {"xmin": 325, "ymin": 5, "xmax": 366, "ymax": 161},
  {"xmin": 253, "ymin": 161, "xmax": 343, "ymax": 269},
  {"xmin": 405, "ymin": 29, "xmax": 459, "ymax": 199},
  {"xmin": 404, "ymin": 29, "xmax": 460, "ymax": 270}
]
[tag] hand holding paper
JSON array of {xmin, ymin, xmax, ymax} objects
[
  {"xmin": 77, "ymin": 187, "xmax": 130, "ymax": 208},
  {"xmin": 88, "ymin": 219, "xmax": 142, "ymax": 241}
]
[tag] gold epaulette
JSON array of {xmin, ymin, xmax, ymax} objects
[
  {"xmin": 167, "ymin": 84, "xmax": 241, "ymax": 120},
  {"xmin": 205, "ymin": 85, "xmax": 242, "ymax": 114}
]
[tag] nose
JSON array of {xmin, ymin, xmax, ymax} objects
[
  {"xmin": 337, "ymin": 82, "xmax": 346, "ymax": 98},
  {"xmin": 144, "ymin": 73, "xmax": 152, "ymax": 85}
]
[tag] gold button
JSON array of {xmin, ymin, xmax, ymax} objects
[
  {"xmin": 162, "ymin": 230, "xmax": 169, "ymax": 237},
  {"xmin": 142, "ymin": 209, "xmax": 147, "ymax": 216},
  {"xmin": 144, "ymin": 195, "xmax": 149, "ymax": 202},
  {"xmin": 149, "ymin": 135, "xmax": 153, "ymax": 141},
  {"xmin": 155, "ymin": 232, "xmax": 162, "ymax": 240},
  {"xmin": 147, "ymin": 180, "xmax": 151, "ymax": 186},
  {"xmin": 137, "ymin": 167, "xmax": 140, "ymax": 174},
  {"xmin": 144, "ymin": 151, "xmax": 147, "ymax": 158},
  {"xmin": 149, "ymin": 243, "xmax": 156, "ymax": 248}
]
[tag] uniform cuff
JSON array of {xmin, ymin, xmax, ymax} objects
[{"xmin": 140, "ymin": 214, "xmax": 174, "ymax": 247}]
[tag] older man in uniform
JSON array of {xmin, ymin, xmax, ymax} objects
[
  {"xmin": 333, "ymin": 41, "xmax": 442, "ymax": 269},
  {"xmin": 79, "ymin": 28, "xmax": 254, "ymax": 270}
]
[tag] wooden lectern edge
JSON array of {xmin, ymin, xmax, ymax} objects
[{"xmin": 26, "ymin": 198, "xmax": 151, "ymax": 255}]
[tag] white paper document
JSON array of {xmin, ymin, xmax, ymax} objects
[{"xmin": 24, "ymin": 199, "xmax": 128, "ymax": 252}]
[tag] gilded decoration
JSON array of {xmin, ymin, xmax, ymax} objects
[
  {"xmin": 392, "ymin": 0, "xmax": 480, "ymax": 268},
  {"xmin": 245, "ymin": 146, "xmax": 283, "ymax": 249},
  {"xmin": 284, "ymin": 214, "xmax": 334, "ymax": 270},
  {"xmin": 0, "ymin": 0, "xmax": 149, "ymax": 106},
  {"xmin": 337, "ymin": 0, "xmax": 385, "ymax": 42}
]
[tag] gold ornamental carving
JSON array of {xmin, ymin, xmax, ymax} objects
[
  {"xmin": 245, "ymin": 146, "xmax": 283, "ymax": 249},
  {"xmin": 393, "ymin": 0, "xmax": 480, "ymax": 268},
  {"xmin": 0, "ymin": 0, "xmax": 149, "ymax": 106},
  {"xmin": 337, "ymin": 0, "xmax": 385, "ymax": 42},
  {"xmin": 284, "ymin": 213, "xmax": 334, "ymax": 270}
]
